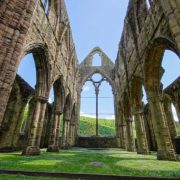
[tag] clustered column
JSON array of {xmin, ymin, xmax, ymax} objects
[
  {"xmin": 133, "ymin": 110, "xmax": 149, "ymax": 154},
  {"xmin": 163, "ymin": 96, "xmax": 177, "ymax": 143},
  {"xmin": 62, "ymin": 117, "xmax": 71, "ymax": 149},
  {"xmin": 125, "ymin": 117, "xmax": 135, "ymax": 151},
  {"xmin": 47, "ymin": 110, "xmax": 62, "ymax": 152},
  {"xmin": 148, "ymin": 95, "xmax": 177, "ymax": 160},
  {"xmin": 119, "ymin": 123, "xmax": 127, "ymax": 149},
  {"xmin": 23, "ymin": 97, "xmax": 47, "ymax": 155},
  {"xmin": 69, "ymin": 122, "xmax": 76, "ymax": 146}
]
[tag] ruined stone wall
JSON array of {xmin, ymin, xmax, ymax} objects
[
  {"xmin": 0, "ymin": 0, "xmax": 79, "ymax": 154},
  {"xmin": 0, "ymin": 75, "xmax": 34, "ymax": 151},
  {"xmin": 115, "ymin": 0, "xmax": 180, "ymax": 160}
]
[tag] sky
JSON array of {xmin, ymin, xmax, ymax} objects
[{"xmin": 18, "ymin": 0, "xmax": 180, "ymax": 121}]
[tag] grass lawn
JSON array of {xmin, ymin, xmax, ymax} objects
[
  {"xmin": 79, "ymin": 116, "xmax": 137, "ymax": 137},
  {"xmin": 0, "ymin": 148, "xmax": 180, "ymax": 179},
  {"xmin": 80, "ymin": 116, "xmax": 116, "ymax": 136},
  {"xmin": 0, "ymin": 174, "xmax": 68, "ymax": 180}
]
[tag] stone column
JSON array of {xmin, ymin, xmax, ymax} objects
[
  {"xmin": 119, "ymin": 123, "xmax": 126, "ymax": 149},
  {"xmin": 148, "ymin": 95, "xmax": 177, "ymax": 160},
  {"xmin": 66, "ymin": 120, "xmax": 71, "ymax": 147},
  {"xmin": 163, "ymin": 98, "xmax": 177, "ymax": 143},
  {"xmin": 115, "ymin": 115, "xmax": 121, "ymax": 148},
  {"xmin": 47, "ymin": 110, "xmax": 62, "ymax": 152},
  {"xmin": 62, "ymin": 118, "xmax": 70, "ymax": 149},
  {"xmin": 22, "ymin": 97, "xmax": 47, "ymax": 155},
  {"xmin": 69, "ymin": 122, "xmax": 75, "ymax": 146},
  {"xmin": 144, "ymin": 104, "xmax": 157, "ymax": 151},
  {"xmin": 133, "ymin": 110, "xmax": 149, "ymax": 154},
  {"xmin": 125, "ymin": 118, "xmax": 135, "ymax": 151}
]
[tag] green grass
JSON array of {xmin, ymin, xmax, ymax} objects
[
  {"xmin": 0, "ymin": 148, "xmax": 180, "ymax": 178},
  {"xmin": 79, "ymin": 116, "xmax": 137, "ymax": 137},
  {"xmin": 0, "ymin": 174, "xmax": 68, "ymax": 180},
  {"xmin": 80, "ymin": 116, "xmax": 115, "ymax": 136}
]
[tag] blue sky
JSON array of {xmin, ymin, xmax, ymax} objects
[
  {"xmin": 18, "ymin": 0, "xmax": 180, "ymax": 120},
  {"xmin": 65, "ymin": 0, "xmax": 129, "ymax": 119}
]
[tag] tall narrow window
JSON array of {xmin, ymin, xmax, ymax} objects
[
  {"xmin": 92, "ymin": 54, "xmax": 102, "ymax": 67},
  {"xmin": 161, "ymin": 50, "xmax": 180, "ymax": 89},
  {"xmin": 146, "ymin": 0, "xmax": 151, "ymax": 9},
  {"xmin": 80, "ymin": 74, "xmax": 115, "ymax": 136},
  {"xmin": 161, "ymin": 50, "xmax": 180, "ymax": 135},
  {"xmin": 18, "ymin": 53, "xmax": 36, "ymax": 134}
]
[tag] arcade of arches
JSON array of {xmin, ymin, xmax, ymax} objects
[{"xmin": 0, "ymin": 0, "xmax": 180, "ymax": 161}]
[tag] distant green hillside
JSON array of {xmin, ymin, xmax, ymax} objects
[{"xmin": 80, "ymin": 116, "xmax": 115, "ymax": 136}]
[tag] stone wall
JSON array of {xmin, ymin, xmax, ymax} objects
[
  {"xmin": 115, "ymin": 0, "xmax": 180, "ymax": 160},
  {"xmin": 0, "ymin": 0, "xmax": 79, "ymax": 155},
  {"xmin": 76, "ymin": 136, "xmax": 118, "ymax": 148}
]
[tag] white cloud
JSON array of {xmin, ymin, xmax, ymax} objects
[
  {"xmin": 171, "ymin": 104, "xmax": 179, "ymax": 122},
  {"xmin": 82, "ymin": 86, "xmax": 90, "ymax": 92},
  {"xmin": 80, "ymin": 112, "xmax": 96, "ymax": 118},
  {"xmin": 105, "ymin": 115, "xmax": 115, "ymax": 120},
  {"xmin": 48, "ymin": 96, "xmax": 54, "ymax": 103},
  {"xmin": 80, "ymin": 112, "xmax": 115, "ymax": 120}
]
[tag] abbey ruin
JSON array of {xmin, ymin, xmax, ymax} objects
[{"xmin": 0, "ymin": 0, "xmax": 179, "ymax": 162}]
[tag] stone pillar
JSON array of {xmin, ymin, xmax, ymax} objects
[
  {"xmin": 148, "ymin": 95, "xmax": 177, "ymax": 160},
  {"xmin": 0, "ymin": 0, "xmax": 36, "ymax": 126},
  {"xmin": 163, "ymin": 98, "xmax": 177, "ymax": 143},
  {"xmin": 66, "ymin": 120, "xmax": 71, "ymax": 147},
  {"xmin": 133, "ymin": 110, "xmax": 149, "ymax": 154},
  {"xmin": 125, "ymin": 118, "xmax": 135, "ymax": 151},
  {"xmin": 69, "ymin": 122, "xmax": 75, "ymax": 146},
  {"xmin": 144, "ymin": 104, "xmax": 157, "ymax": 151},
  {"xmin": 115, "ymin": 114, "xmax": 121, "ymax": 148},
  {"xmin": 119, "ymin": 123, "xmax": 126, "ymax": 149},
  {"xmin": 47, "ymin": 110, "xmax": 62, "ymax": 152},
  {"xmin": 62, "ymin": 118, "xmax": 70, "ymax": 149},
  {"xmin": 22, "ymin": 97, "xmax": 47, "ymax": 155}
]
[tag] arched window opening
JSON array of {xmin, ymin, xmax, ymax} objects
[
  {"xmin": 41, "ymin": 0, "xmax": 49, "ymax": 14},
  {"xmin": 146, "ymin": 0, "xmax": 151, "ymax": 9},
  {"xmin": 142, "ymin": 86, "xmax": 148, "ymax": 105},
  {"xmin": 171, "ymin": 104, "xmax": 180, "ymax": 135},
  {"xmin": 17, "ymin": 53, "xmax": 36, "ymax": 135},
  {"xmin": 98, "ymin": 81, "xmax": 115, "ymax": 136},
  {"xmin": 18, "ymin": 53, "xmax": 36, "ymax": 89},
  {"xmin": 92, "ymin": 54, "xmax": 102, "ymax": 67},
  {"xmin": 161, "ymin": 50, "xmax": 180, "ymax": 89},
  {"xmin": 80, "ymin": 74, "xmax": 115, "ymax": 137},
  {"xmin": 80, "ymin": 81, "xmax": 96, "ymax": 136},
  {"xmin": 48, "ymin": 87, "xmax": 54, "ymax": 104}
]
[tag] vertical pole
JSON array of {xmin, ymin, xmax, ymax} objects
[{"xmin": 95, "ymin": 86, "xmax": 99, "ymax": 136}]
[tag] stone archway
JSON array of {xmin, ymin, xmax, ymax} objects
[
  {"xmin": 130, "ymin": 76, "xmax": 149, "ymax": 154},
  {"xmin": 143, "ymin": 37, "xmax": 179, "ymax": 160},
  {"xmin": 21, "ymin": 44, "xmax": 51, "ymax": 155}
]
